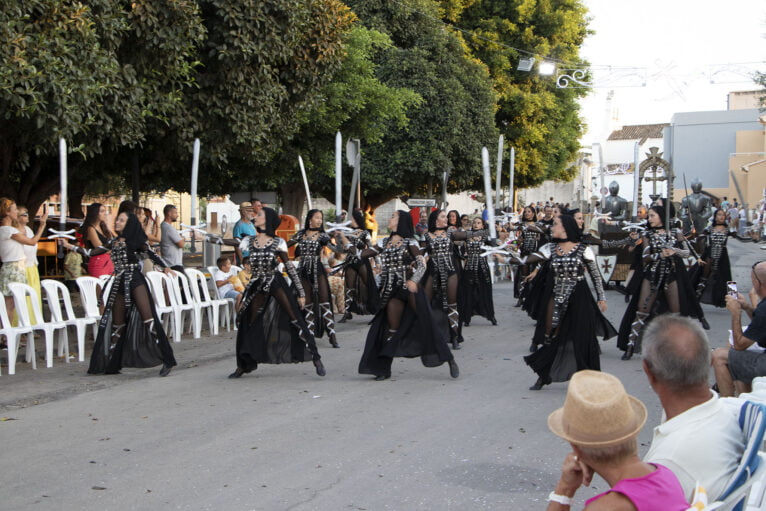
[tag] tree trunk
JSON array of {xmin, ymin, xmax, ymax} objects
[
  {"xmin": 280, "ymin": 182, "xmax": 307, "ymax": 219},
  {"xmin": 131, "ymin": 152, "xmax": 140, "ymax": 203},
  {"xmin": 68, "ymin": 188, "xmax": 86, "ymax": 218}
]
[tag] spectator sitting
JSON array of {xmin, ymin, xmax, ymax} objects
[
  {"xmin": 545, "ymin": 370, "xmax": 688, "ymax": 510},
  {"xmin": 237, "ymin": 259, "xmax": 252, "ymax": 288},
  {"xmin": 644, "ymin": 315, "xmax": 744, "ymax": 501},
  {"xmin": 214, "ymin": 256, "xmax": 243, "ymax": 309},
  {"xmin": 712, "ymin": 261, "xmax": 766, "ymax": 396}
]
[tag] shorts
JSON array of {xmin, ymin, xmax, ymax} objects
[
  {"xmin": 224, "ymin": 289, "xmax": 241, "ymax": 300},
  {"xmin": 728, "ymin": 348, "xmax": 766, "ymax": 384}
]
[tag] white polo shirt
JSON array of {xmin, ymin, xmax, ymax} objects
[{"xmin": 644, "ymin": 392, "xmax": 744, "ymax": 501}]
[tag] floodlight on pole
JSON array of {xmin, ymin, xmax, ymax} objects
[
  {"xmin": 538, "ymin": 61, "xmax": 556, "ymax": 76},
  {"xmin": 517, "ymin": 57, "xmax": 535, "ymax": 72}
]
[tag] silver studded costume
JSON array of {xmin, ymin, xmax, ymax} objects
[
  {"xmin": 513, "ymin": 222, "xmax": 545, "ymax": 300},
  {"xmin": 234, "ymin": 235, "xmax": 321, "ymax": 372},
  {"xmin": 523, "ymin": 242, "xmax": 616, "ymax": 384},
  {"xmin": 693, "ymin": 226, "xmax": 734, "ymax": 307},
  {"xmin": 339, "ymin": 229, "xmax": 381, "ymax": 316},
  {"xmin": 83, "ymin": 232, "xmax": 176, "ymax": 375},
  {"xmin": 358, "ymin": 236, "xmax": 453, "ymax": 379},
  {"xmin": 458, "ymin": 229, "xmax": 496, "ymax": 324}
]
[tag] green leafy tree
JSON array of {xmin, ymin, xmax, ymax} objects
[
  {"xmin": 0, "ymin": 0, "xmax": 204, "ymax": 214},
  {"xmin": 441, "ymin": 0, "xmax": 591, "ymax": 189},
  {"xmin": 334, "ymin": 0, "xmax": 498, "ymax": 210}
]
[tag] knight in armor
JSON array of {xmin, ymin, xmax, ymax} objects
[
  {"xmin": 62, "ymin": 213, "xmax": 176, "ymax": 377},
  {"xmin": 679, "ymin": 179, "xmax": 713, "ymax": 233},
  {"xmin": 357, "ymin": 210, "xmax": 458, "ymax": 380},
  {"xmin": 691, "ymin": 208, "xmax": 734, "ymax": 307},
  {"xmin": 421, "ymin": 209, "xmax": 470, "ymax": 349},
  {"xmin": 458, "ymin": 218, "xmax": 497, "ymax": 327},
  {"xmin": 288, "ymin": 209, "xmax": 342, "ymax": 348},
  {"xmin": 617, "ymin": 203, "xmax": 709, "ymax": 361},
  {"xmin": 602, "ymin": 181, "xmax": 629, "ymax": 223},
  {"xmin": 335, "ymin": 208, "xmax": 380, "ymax": 322},
  {"xmin": 228, "ymin": 207, "xmax": 325, "ymax": 378},
  {"xmin": 509, "ymin": 214, "xmax": 616, "ymax": 390}
]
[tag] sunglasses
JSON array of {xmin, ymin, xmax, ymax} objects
[{"xmin": 19, "ymin": 213, "xmax": 28, "ymax": 217}]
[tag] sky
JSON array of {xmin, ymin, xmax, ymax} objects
[{"xmin": 578, "ymin": 0, "xmax": 766, "ymax": 144}]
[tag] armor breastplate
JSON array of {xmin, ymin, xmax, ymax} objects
[
  {"xmin": 709, "ymin": 229, "xmax": 727, "ymax": 262},
  {"xmin": 520, "ymin": 226, "xmax": 541, "ymax": 254},
  {"xmin": 465, "ymin": 230, "xmax": 488, "ymax": 274},
  {"xmin": 379, "ymin": 238, "xmax": 414, "ymax": 304},
  {"xmin": 247, "ymin": 238, "xmax": 279, "ymax": 285},
  {"xmin": 550, "ymin": 245, "xmax": 587, "ymax": 327},
  {"xmin": 426, "ymin": 233, "xmax": 455, "ymax": 272},
  {"xmin": 110, "ymin": 240, "xmax": 134, "ymax": 273}
]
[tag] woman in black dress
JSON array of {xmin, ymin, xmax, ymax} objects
[
  {"xmin": 229, "ymin": 207, "xmax": 325, "ymax": 378},
  {"xmin": 289, "ymin": 209, "xmax": 341, "ymax": 348},
  {"xmin": 459, "ymin": 217, "xmax": 497, "ymax": 327},
  {"xmin": 358, "ymin": 210, "xmax": 458, "ymax": 380},
  {"xmin": 63, "ymin": 213, "xmax": 176, "ymax": 376},
  {"xmin": 422, "ymin": 209, "xmax": 469, "ymax": 349},
  {"xmin": 514, "ymin": 214, "xmax": 615, "ymax": 390},
  {"xmin": 617, "ymin": 204, "xmax": 708, "ymax": 360},
  {"xmin": 337, "ymin": 208, "xmax": 380, "ymax": 322},
  {"xmin": 693, "ymin": 208, "xmax": 734, "ymax": 307},
  {"xmin": 514, "ymin": 206, "xmax": 545, "ymax": 306}
]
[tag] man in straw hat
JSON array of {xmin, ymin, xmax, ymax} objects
[{"xmin": 545, "ymin": 370, "xmax": 688, "ymax": 510}]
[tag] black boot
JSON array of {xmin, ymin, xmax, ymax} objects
[
  {"xmin": 338, "ymin": 289, "xmax": 353, "ymax": 323},
  {"xmin": 159, "ymin": 364, "xmax": 172, "ymax": 377},
  {"xmin": 448, "ymin": 359, "xmax": 459, "ymax": 378},
  {"xmin": 529, "ymin": 341, "xmax": 538, "ymax": 353},
  {"xmin": 529, "ymin": 375, "xmax": 551, "ymax": 390},
  {"xmin": 700, "ymin": 317, "xmax": 710, "ymax": 330},
  {"xmin": 313, "ymin": 359, "xmax": 326, "ymax": 377},
  {"xmin": 320, "ymin": 302, "xmax": 339, "ymax": 348},
  {"xmin": 448, "ymin": 304, "xmax": 461, "ymax": 350},
  {"xmin": 228, "ymin": 367, "xmax": 246, "ymax": 379},
  {"xmin": 623, "ymin": 312, "xmax": 648, "ymax": 361}
]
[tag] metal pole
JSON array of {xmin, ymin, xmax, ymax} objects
[
  {"xmin": 632, "ymin": 141, "xmax": 640, "ymax": 218},
  {"xmin": 58, "ymin": 138, "xmax": 67, "ymax": 259},
  {"xmin": 594, "ymin": 142, "xmax": 605, "ymax": 211},
  {"xmin": 189, "ymin": 138, "xmax": 200, "ymax": 254},
  {"xmin": 482, "ymin": 147, "xmax": 496, "ymax": 239},
  {"xmin": 509, "ymin": 147, "xmax": 515, "ymax": 211},
  {"xmin": 495, "ymin": 135, "xmax": 503, "ymax": 211},
  {"xmin": 335, "ymin": 132, "xmax": 342, "ymax": 219}
]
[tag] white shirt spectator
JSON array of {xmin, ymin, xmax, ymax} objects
[
  {"xmin": 22, "ymin": 226, "xmax": 38, "ymax": 268},
  {"xmin": 644, "ymin": 391, "xmax": 744, "ymax": 501},
  {"xmin": 214, "ymin": 268, "xmax": 235, "ymax": 296},
  {"xmin": 0, "ymin": 226, "xmax": 24, "ymax": 262}
]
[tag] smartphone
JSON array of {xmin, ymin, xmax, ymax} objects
[{"xmin": 727, "ymin": 281, "xmax": 738, "ymax": 297}]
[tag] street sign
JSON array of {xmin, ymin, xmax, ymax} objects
[
  {"xmin": 408, "ymin": 198, "xmax": 436, "ymax": 207},
  {"xmin": 600, "ymin": 186, "xmax": 608, "ymax": 195}
]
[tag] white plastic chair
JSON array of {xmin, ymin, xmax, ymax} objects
[
  {"xmin": 0, "ymin": 294, "xmax": 34, "ymax": 374},
  {"xmin": 190, "ymin": 268, "xmax": 230, "ymax": 333},
  {"xmin": 208, "ymin": 265, "xmax": 237, "ymax": 328},
  {"xmin": 145, "ymin": 271, "xmax": 182, "ymax": 343},
  {"xmin": 174, "ymin": 271, "xmax": 209, "ymax": 338},
  {"xmin": 76, "ymin": 276, "xmax": 104, "ymax": 324},
  {"xmin": 41, "ymin": 279, "xmax": 97, "ymax": 362},
  {"xmin": 164, "ymin": 272, "xmax": 195, "ymax": 338},
  {"xmin": 8, "ymin": 282, "xmax": 69, "ymax": 368}
]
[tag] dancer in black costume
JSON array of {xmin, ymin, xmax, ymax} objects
[
  {"xmin": 617, "ymin": 204, "xmax": 708, "ymax": 361},
  {"xmin": 229, "ymin": 207, "xmax": 325, "ymax": 378},
  {"xmin": 692, "ymin": 208, "xmax": 734, "ymax": 307},
  {"xmin": 358, "ymin": 210, "xmax": 458, "ymax": 380},
  {"xmin": 422, "ymin": 209, "xmax": 469, "ymax": 349},
  {"xmin": 288, "ymin": 209, "xmax": 341, "ymax": 348},
  {"xmin": 459, "ymin": 217, "xmax": 497, "ymax": 327},
  {"xmin": 62, "ymin": 213, "xmax": 176, "ymax": 376},
  {"xmin": 512, "ymin": 214, "xmax": 616, "ymax": 390},
  {"xmin": 337, "ymin": 208, "xmax": 380, "ymax": 322},
  {"xmin": 514, "ymin": 206, "xmax": 545, "ymax": 306}
]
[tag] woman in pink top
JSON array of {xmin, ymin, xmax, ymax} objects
[{"xmin": 545, "ymin": 371, "xmax": 688, "ymax": 510}]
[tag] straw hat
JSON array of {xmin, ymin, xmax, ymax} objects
[
  {"xmin": 547, "ymin": 370, "xmax": 647, "ymax": 447},
  {"xmin": 239, "ymin": 202, "xmax": 253, "ymax": 211}
]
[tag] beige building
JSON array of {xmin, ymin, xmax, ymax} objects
[{"xmin": 725, "ymin": 114, "xmax": 766, "ymax": 208}]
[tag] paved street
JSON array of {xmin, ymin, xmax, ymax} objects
[{"xmin": 1, "ymin": 239, "xmax": 761, "ymax": 510}]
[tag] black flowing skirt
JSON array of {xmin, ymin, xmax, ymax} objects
[
  {"xmin": 235, "ymin": 274, "xmax": 319, "ymax": 372},
  {"xmin": 345, "ymin": 258, "xmax": 381, "ymax": 315},
  {"xmin": 521, "ymin": 262, "xmax": 547, "ymax": 320},
  {"xmin": 690, "ymin": 248, "xmax": 732, "ymax": 307},
  {"xmin": 88, "ymin": 272, "xmax": 176, "ymax": 374},
  {"xmin": 617, "ymin": 255, "xmax": 704, "ymax": 352},
  {"xmin": 358, "ymin": 286, "xmax": 453, "ymax": 378},
  {"xmin": 524, "ymin": 279, "xmax": 616, "ymax": 382},
  {"xmin": 458, "ymin": 261, "xmax": 495, "ymax": 324}
]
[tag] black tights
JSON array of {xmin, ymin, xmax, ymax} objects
[
  {"xmin": 246, "ymin": 287, "xmax": 299, "ymax": 323},
  {"xmin": 637, "ymin": 278, "xmax": 680, "ymax": 315},
  {"xmin": 345, "ymin": 264, "xmax": 371, "ymax": 293},
  {"xmin": 385, "ymin": 293, "xmax": 418, "ymax": 332},
  {"xmin": 422, "ymin": 273, "xmax": 459, "ymax": 306},
  {"xmin": 301, "ymin": 274, "xmax": 332, "ymax": 307},
  {"xmin": 111, "ymin": 284, "xmax": 155, "ymax": 326}
]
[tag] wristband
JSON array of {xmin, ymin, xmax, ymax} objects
[{"xmin": 547, "ymin": 492, "xmax": 572, "ymax": 506}]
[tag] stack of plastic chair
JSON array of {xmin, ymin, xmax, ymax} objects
[
  {"xmin": 189, "ymin": 268, "xmax": 230, "ymax": 334},
  {"xmin": 207, "ymin": 265, "xmax": 237, "ymax": 329},
  {"xmin": 145, "ymin": 271, "xmax": 182, "ymax": 343},
  {"xmin": 8, "ymin": 282, "xmax": 69, "ymax": 368},
  {"xmin": 0, "ymin": 294, "xmax": 34, "ymax": 374},
  {"xmin": 41, "ymin": 279, "xmax": 97, "ymax": 362}
]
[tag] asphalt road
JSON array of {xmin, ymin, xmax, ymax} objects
[{"xmin": 1, "ymin": 239, "xmax": 761, "ymax": 510}]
